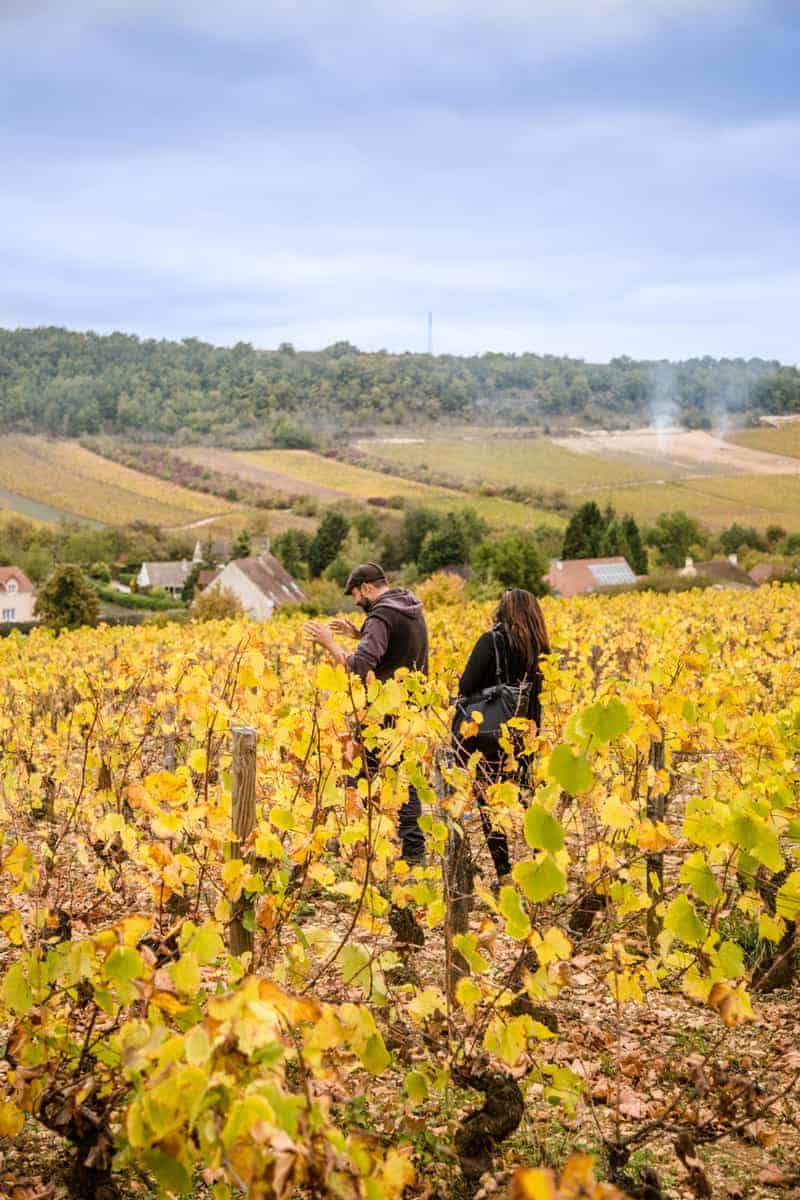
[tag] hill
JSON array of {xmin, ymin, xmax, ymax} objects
[{"xmin": 2, "ymin": 326, "xmax": 800, "ymax": 442}]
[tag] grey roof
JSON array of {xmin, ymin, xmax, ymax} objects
[
  {"xmin": 143, "ymin": 561, "xmax": 190, "ymax": 588},
  {"xmin": 693, "ymin": 560, "xmax": 756, "ymax": 587},
  {"xmin": 233, "ymin": 554, "xmax": 306, "ymax": 605}
]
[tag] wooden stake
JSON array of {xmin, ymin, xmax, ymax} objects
[
  {"xmin": 646, "ymin": 730, "xmax": 666, "ymax": 943},
  {"xmin": 163, "ymin": 704, "xmax": 176, "ymax": 772},
  {"xmin": 228, "ymin": 725, "xmax": 257, "ymax": 957}
]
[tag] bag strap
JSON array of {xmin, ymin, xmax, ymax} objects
[{"xmin": 491, "ymin": 628, "xmax": 505, "ymax": 685}]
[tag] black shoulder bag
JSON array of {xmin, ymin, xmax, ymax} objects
[{"xmin": 452, "ymin": 630, "xmax": 531, "ymax": 757}]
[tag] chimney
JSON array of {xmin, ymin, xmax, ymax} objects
[
  {"xmin": 728, "ymin": 552, "xmax": 738, "ymax": 566},
  {"xmin": 553, "ymin": 559, "xmax": 563, "ymax": 571},
  {"xmin": 684, "ymin": 556, "xmax": 693, "ymax": 569}
]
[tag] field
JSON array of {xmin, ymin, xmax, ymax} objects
[
  {"xmin": 358, "ymin": 431, "xmax": 800, "ymax": 531},
  {"xmin": 731, "ymin": 423, "xmax": 800, "ymax": 460},
  {"xmin": 0, "ymin": 436, "xmax": 241, "ymax": 529},
  {"xmin": 1, "ymin": 588, "xmax": 798, "ymax": 1199},
  {"xmin": 227, "ymin": 448, "xmax": 566, "ymax": 530}
]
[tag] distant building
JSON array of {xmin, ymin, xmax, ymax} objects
[
  {"xmin": 0, "ymin": 567, "xmax": 36, "ymax": 623},
  {"xmin": 136, "ymin": 560, "xmax": 192, "ymax": 599},
  {"xmin": 749, "ymin": 562, "xmax": 791, "ymax": 585},
  {"xmin": 544, "ymin": 556, "xmax": 637, "ymax": 599},
  {"xmin": 679, "ymin": 554, "xmax": 755, "ymax": 589},
  {"xmin": 201, "ymin": 553, "xmax": 305, "ymax": 619}
]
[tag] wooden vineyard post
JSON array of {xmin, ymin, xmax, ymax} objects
[
  {"xmin": 163, "ymin": 704, "xmax": 177, "ymax": 772},
  {"xmin": 228, "ymin": 725, "xmax": 257, "ymax": 957},
  {"xmin": 436, "ymin": 749, "xmax": 474, "ymax": 1000},
  {"xmin": 645, "ymin": 730, "xmax": 666, "ymax": 944}
]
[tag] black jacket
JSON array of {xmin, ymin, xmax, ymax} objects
[
  {"xmin": 346, "ymin": 588, "xmax": 429, "ymax": 682},
  {"xmin": 458, "ymin": 625, "xmax": 543, "ymax": 728}
]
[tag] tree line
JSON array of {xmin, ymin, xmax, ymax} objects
[{"xmin": 2, "ymin": 326, "xmax": 799, "ymax": 440}]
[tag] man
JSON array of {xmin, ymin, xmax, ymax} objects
[{"xmin": 304, "ymin": 562, "xmax": 428, "ymax": 862}]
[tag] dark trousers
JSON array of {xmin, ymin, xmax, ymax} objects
[{"xmin": 475, "ymin": 763, "xmax": 511, "ymax": 881}]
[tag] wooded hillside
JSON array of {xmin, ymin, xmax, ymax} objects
[{"xmin": 1, "ymin": 326, "xmax": 799, "ymax": 441}]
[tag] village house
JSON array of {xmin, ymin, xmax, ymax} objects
[
  {"xmin": 679, "ymin": 554, "xmax": 756, "ymax": 589},
  {"xmin": 0, "ymin": 567, "xmax": 36, "ymax": 624},
  {"xmin": 135, "ymin": 559, "xmax": 192, "ymax": 599},
  {"xmin": 543, "ymin": 556, "xmax": 638, "ymax": 599},
  {"xmin": 201, "ymin": 553, "xmax": 305, "ymax": 619}
]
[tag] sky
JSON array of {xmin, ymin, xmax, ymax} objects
[{"xmin": 1, "ymin": 0, "xmax": 799, "ymax": 362}]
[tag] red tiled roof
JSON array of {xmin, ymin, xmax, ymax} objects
[
  {"xmin": 0, "ymin": 566, "xmax": 34, "ymax": 592},
  {"xmin": 197, "ymin": 569, "xmax": 221, "ymax": 590}
]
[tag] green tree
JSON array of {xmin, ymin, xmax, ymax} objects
[
  {"xmin": 646, "ymin": 511, "xmax": 703, "ymax": 568},
  {"xmin": 473, "ymin": 532, "xmax": 547, "ymax": 595},
  {"xmin": 190, "ymin": 585, "xmax": 245, "ymax": 621},
  {"xmin": 272, "ymin": 529, "xmax": 313, "ymax": 578},
  {"xmin": 418, "ymin": 512, "xmax": 469, "ymax": 576},
  {"xmin": 621, "ymin": 514, "xmax": 648, "ymax": 575},
  {"xmin": 34, "ymin": 564, "xmax": 100, "ymax": 630},
  {"xmin": 308, "ymin": 510, "xmax": 350, "ymax": 577},
  {"xmin": 599, "ymin": 519, "xmax": 632, "ymax": 562},
  {"xmin": 399, "ymin": 507, "xmax": 441, "ymax": 565},
  {"xmin": 231, "ymin": 529, "xmax": 253, "ymax": 560},
  {"xmin": 719, "ymin": 523, "xmax": 766, "ymax": 555},
  {"xmin": 765, "ymin": 525, "xmax": 787, "ymax": 549},
  {"xmin": 562, "ymin": 502, "xmax": 604, "ymax": 559}
]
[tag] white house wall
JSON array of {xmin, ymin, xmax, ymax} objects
[
  {"xmin": 210, "ymin": 563, "xmax": 276, "ymax": 620},
  {"xmin": 1, "ymin": 592, "xmax": 35, "ymax": 623}
]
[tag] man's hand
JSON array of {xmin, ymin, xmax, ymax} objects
[
  {"xmin": 303, "ymin": 621, "xmax": 347, "ymax": 666},
  {"xmin": 329, "ymin": 617, "xmax": 361, "ymax": 640}
]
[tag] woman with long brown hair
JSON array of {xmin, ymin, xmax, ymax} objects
[{"xmin": 454, "ymin": 588, "xmax": 550, "ymax": 886}]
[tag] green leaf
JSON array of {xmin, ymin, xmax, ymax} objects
[
  {"xmin": 453, "ymin": 933, "xmax": 490, "ymax": 974},
  {"xmin": 715, "ymin": 940, "xmax": 745, "ymax": 979},
  {"xmin": 140, "ymin": 1148, "xmax": 192, "ymax": 1195},
  {"xmin": 498, "ymin": 886, "xmax": 531, "ymax": 941},
  {"xmin": 405, "ymin": 1070, "xmax": 429, "ymax": 1103},
  {"xmin": 776, "ymin": 871, "xmax": 800, "ymax": 922},
  {"xmin": 1, "ymin": 962, "xmax": 32, "ymax": 1015},
  {"xmin": 170, "ymin": 953, "xmax": 201, "ymax": 996},
  {"xmin": 181, "ymin": 923, "xmax": 224, "ymax": 966},
  {"xmin": 340, "ymin": 943, "xmax": 372, "ymax": 989},
  {"xmin": 513, "ymin": 856, "xmax": 567, "ymax": 904},
  {"xmin": 104, "ymin": 946, "xmax": 144, "ymax": 983},
  {"xmin": 361, "ymin": 1031, "xmax": 390, "ymax": 1075},
  {"xmin": 580, "ymin": 698, "xmax": 630, "ymax": 745},
  {"xmin": 524, "ymin": 804, "xmax": 564, "ymax": 852},
  {"xmin": 728, "ymin": 812, "xmax": 784, "ymax": 873},
  {"xmin": 184, "ymin": 1027, "xmax": 211, "ymax": 1066},
  {"xmin": 548, "ymin": 744, "xmax": 594, "ymax": 796},
  {"xmin": 663, "ymin": 895, "xmax": 706, "ymax": 947},
  {"xmin": 679, "ymin": 852, "xmax": 722, "ymax": 904}
]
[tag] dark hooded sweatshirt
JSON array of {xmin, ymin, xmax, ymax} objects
[{"xmin": 346, "ymin": 588, "xmax": 429, "ymax": 682}]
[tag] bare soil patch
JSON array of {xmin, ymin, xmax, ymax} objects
[{"xmin": 551, "ymin": 429, "xmax": 800, "ymax": 477}]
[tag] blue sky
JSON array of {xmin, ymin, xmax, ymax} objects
[{"xmin": 1, "ymin": 1, "xmax": 799, "ymax": 361}]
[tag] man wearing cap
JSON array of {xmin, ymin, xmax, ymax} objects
[{"xmin": 304, "ymin": 562, "xmax": 428, "ymax": 862}]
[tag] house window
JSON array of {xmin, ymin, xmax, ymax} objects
[
  {"xmin": 2, "ymin": 609, "xmax": 15, "ymax": 621},
  {"xmin": 6, "ymin": 581, "xmax": 17, "ymax": 593}
]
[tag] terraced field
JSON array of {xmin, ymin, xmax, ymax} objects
[
  {"xmin": 358, "ymin": 434, "xmax": 669, "ymax": 489},
  {"xmin": 230, "ymin": 449, "xmax": 566, "ymax": 530},
  {"xmin": 0, "ymin": 437, "xmax": 241, "ymax": 528},
  {"xmin": 730, "ymin": 421, "xmax": 800, "ymax": 460},
  {"xmin": 356, "ymin": 430, "xmax": 800, "ymax": 531}
]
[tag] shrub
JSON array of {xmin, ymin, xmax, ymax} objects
[{"xmin": 191, "ymin": 585, "xmax": 246, "ymax": 621}]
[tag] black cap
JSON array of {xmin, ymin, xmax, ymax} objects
[{"xmin": 344, "ymin": 562, "xmax": 387, "ymax": 594}]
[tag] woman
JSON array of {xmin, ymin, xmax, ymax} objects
[{"xmin": 454, "ymin": 588, "xmax": 550, "ymax": 886}]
